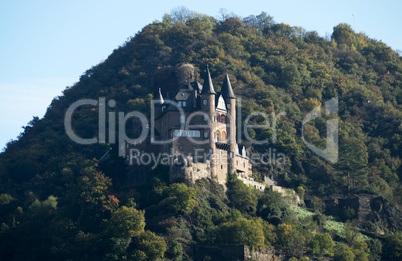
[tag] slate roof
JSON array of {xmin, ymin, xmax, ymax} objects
[{"xmin": 221, "ymin": 74, "xmax": 236, "ymax": 99}]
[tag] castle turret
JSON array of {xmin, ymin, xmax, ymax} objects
[
  {"xmin": 156, "ymin": 88, "xmax": 164, "ymax": 105},
  {"xmin": 201, "ymin": 66, "xmax": 216, "ymax": 177},
  {"xmin": 154, "ymin": 88, "xmax": 165, "ymax": 115},
  {"xmin": 221, "ymin": 74, "xmax": 237, "ymax": 174}
]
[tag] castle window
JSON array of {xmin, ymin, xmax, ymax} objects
[
  {"xmin": 178, "ymin": 100, "xmax": 187, "ymax": 107},
  {"xmin": 209, "ymin": 149, "xmax": 213, "ymax": 154},
  {"xmin": 221, "ymin": 165, "xmax": 223, "ymax": 169},
  {"xmin": 221, "ymin": 114, "xmax": 226, "ymax": 123},
  {"xmin": 204, "ymin": 115, "xmax": 207, "ymax": 121},
  {"xmin": 230, "ymin": 152, "xmax": 234, "ymax": 158},
  {"xmin": 216, "ymin": 131, "xmax": 220, "ymax": 142},
  {"xmin": 188, "ymin": 130, "xmax": 200, "ymax": 137},
  {"xmin": 243, "ymin": 163, "xmax": 245, "ymax": 167},
  {"xmin": 221, "ymin": 131, "xmax": 226, "ymax": 141},
  {"xmin": 203, "ymin": 99, "xmax": 207, "ymax": 105},
  {"xmin": 174, "ymin": 130, "xmax": 187, "ymax": 136},
  {"xmin": 180, "ymin": 115, "xmax": 185, "ymax": 123},
  {"xmin": 220, "ymin": 151, "xmax": 222, "ymax": 156},
  {"xmin": 179, "ymin": 145, "xmax": 183, "ymax": 151},
  {"xmin": 227, "ymin": 104, "xmax": 231, "ymax": 109},
  {"xmin": 193, "ymin": 146, "xmax": 196, "ymax": 151},
  {"xmin": 204, "ymin": 132, "xmax": 208, "ymax": 138}
]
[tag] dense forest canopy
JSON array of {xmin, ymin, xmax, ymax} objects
[{"xmin": 0, "ymin": 8, "xmax": 401, "ymax": 260}]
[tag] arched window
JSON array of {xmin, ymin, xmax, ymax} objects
[
  {"xmin": 221, "ymin": 114, "xmax": 226, "ymax": 123},
  {"xmin": 216, "ymin": 113, "xmax": 220, "ymax": 122},
  {"xmin": 221, "ymin": 131, "xmax": 227, "ymax": 142},
  {"xmin": 216, "ymin": 130, "xmax": 221, "ymax": 142}
]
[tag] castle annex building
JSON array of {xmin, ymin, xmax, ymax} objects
[{"xmin": 127, "ymin": 65, "xmax": 252, "ymax": 185}]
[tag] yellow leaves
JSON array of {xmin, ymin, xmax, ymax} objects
[
  {"xmin": 277, "ymin": 223, "xmax": 293, "ymax": 237},
  {"xmin": 298, "ymin": 97, "xmax": 321, "ymax": 112}
]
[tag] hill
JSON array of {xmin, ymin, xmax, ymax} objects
[{"xmin": 0, "ymin": 9, "xmax": 401, "ymax": 260}]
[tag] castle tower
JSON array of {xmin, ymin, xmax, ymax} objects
[
  {"xmin": 221, "ymin": 74, "xmax": 237, "ymax": 174},
  {"xmin": 201, "ymin": 66, "xmax": 216, "ymax": 177}
]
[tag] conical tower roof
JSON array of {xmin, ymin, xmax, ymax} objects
[
  {"xmin": 155, "ymin": 88, "xmax": 164, "ymax": 104},
  {"xmin": 221, "ymin": 73, "xmax": 236, "ymax": 99},
  {"xmin": 201, "ymin": 66, "xmax": 216, "ymax": 94}
]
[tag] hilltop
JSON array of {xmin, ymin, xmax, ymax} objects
[{"xmin": 0, "ymin": 9, "xmax": 401, "ymax": 260}]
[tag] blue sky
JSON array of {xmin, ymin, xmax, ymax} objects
[{"xmin": 1, "ymin": 0, "xmax": 401, "ymax": 150}]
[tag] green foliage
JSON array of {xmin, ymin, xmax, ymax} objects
[
  {"xmin": 308, "ymin": 233, "xmax": 334, "ymax": 257},
  {"xmin": 275, "ymin": 223, "xmax": 306, "ymax": 257},
  {"xmin": 214, "ymin": 217, "xmax": 266, "ymax": 250},
  {"xmin": 165, "ymin": 240, "xmax": 183, "ymax": 260},
  {"xmin": 104, "ymin": 206, "xmax": 145, "ymax": 238},
  {"xmin": 383, "ymin": 232, "xmax": 402, "ymax": 261},
  {"xmin": 0, "ymin": 194, "xmax": 15, "ymax": 205},
  {"xmin": 0, "ymin": 7, "xmax": 401, "ymax": 260},
  {"xmin": 130, "ymin": 230, "xmax": 167, "ymax": 261},
  {"xmin": 226, "ymin": 173, "xmax": 258, "ymax": 216},
  {"xmin": 367, "ymin": 238, "xmax": 382, "ymax": 261},
  {"xmin": 258, "ymin": 189, "xmax": 290, "ymax": 223},
  {"xmin": 161, "ymin": 183, "xmax": 197, "ymax": 215},
  {"xmin": 334, "ymin": 243, "xmax": 355, "ymax": 261}
]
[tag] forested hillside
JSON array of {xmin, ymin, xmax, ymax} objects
[{"xmin": 0, "ymin": 9, "xmax": 401, "ymax": 260}]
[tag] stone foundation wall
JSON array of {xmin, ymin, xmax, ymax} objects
[
  {"xmin": 238, "ymin": 175, "xmax": 266, "ymax": 192},
  {"xmin": 170, "ymin": 156, "xmax": 212, "ymax": 184},
  {"xmin": 271, "ymin": 185, "xmax": 301, "ymax": 206}
]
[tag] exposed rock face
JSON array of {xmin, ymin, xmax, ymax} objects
[
  {"xmin": 152, "ymin": 63, "xmax": 195, "ymax": 99},
  {"xmin": 195, "ymin": 245, "xmax": 279, "ymax": 261},
  {"xmin": 311, "ymin": 194, "xmax": 402, "ymax": 233},
  {"xmin": 369, "ymin": 196, "xmax": 402, "ymax": 233},
  {"xmin": 174, "ymin": 63, "xmax": 194, "ymax": 86}
]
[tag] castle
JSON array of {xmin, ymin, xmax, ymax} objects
[{"xmin": 126, "ymin": 65, "xmax": 252, "ymax": 185}]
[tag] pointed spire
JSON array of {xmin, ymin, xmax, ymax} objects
[
  {"xmin": 201, "ymin": 65, "xmax": 216, "ymax": 95},
  {"xmin": 156, "ymin": 88, "xmax": 164, "ymax": 105},
  {"xmin": 221, "ymin": 73, "xmax": 236, "ymax": 99}
]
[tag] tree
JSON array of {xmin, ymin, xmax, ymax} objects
[
  {"xmin": 332, "ymin": 24, "xmax": 356, "ymax": 49},
  {"xmin": 383, "ymin": 232, "xmax": 402, "ymax": 261},
  {"xmin": 309, "ymin": 233, "xmax": 334, "ymax": 257},
  {"xmin": 352, "ymin": 240, "xmax": 369, "ymax": 261},
  {"xmin": 161, "ymin": 183, "xmax": 197, "ymax": 215},
  {"xmin": 130, "ymin": 231, "xmax": 167, "ymax": 261},
  {"xmin": 215, "ymin": 217, "xmax": 265, "ymax": 250},
  {"xmin": 258, "ymin": 189, "xmax": 288, "ymax": 222},
  {"xmin": 334, "ymin": 243, "xmax": 355, "ymax": 261},
  {"xmin": 227, "ymin": 173, "xmax": 258, "ymax": 215},
  {"xmin": 337, "ymin": 136, "xmax": 368, "ymax": 195},
  {"xmin": 104, "ymin": 206, "xmax": 145, "ymax": 238},
  {"xmin": 276, "ymin": 223, "xmax": 306, "ymax": 257}
]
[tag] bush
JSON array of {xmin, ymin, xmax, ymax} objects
[{"xmin": 334, "ymin": 243, "xmax": 355, "ymax": 261}]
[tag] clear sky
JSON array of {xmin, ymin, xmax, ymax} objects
[{"xmin": 1, "ymin": 0, "xmax": 401, "ymax": 150}]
